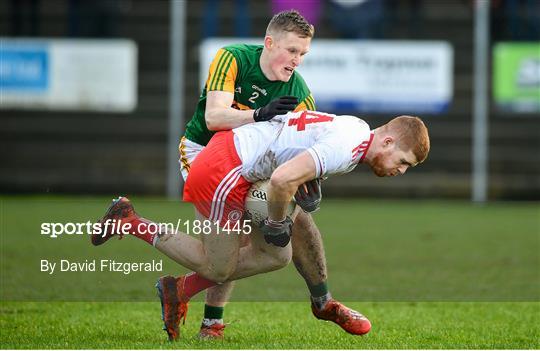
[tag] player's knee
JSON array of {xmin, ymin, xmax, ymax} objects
[
  {"xmin": 204, "ymin": 272, "xmax": 229, "ymax": 284},
  {"xmin": 274, "ymin": 251, "xmax": 292, "ymax": 269},
  {"xmin": 205, "ymin": 265, "xmax": 235, "ymax": 284},
  {"xmin": 269, "ymin": 246, "xmax": 292, "ymax": 270}
]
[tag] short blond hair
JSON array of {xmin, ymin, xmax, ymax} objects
[
  {"xmin": 266, "ymin": 10, "xmax": 315, "ymax": 38},
  {"xmin": 385, "ymin": 115, "xmax": 430, "ymax": 163}
]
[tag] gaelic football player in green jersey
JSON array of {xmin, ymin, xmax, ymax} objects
[{"xmin": 179, "ymin": 10, "xmax": 369, "ymax": 339}]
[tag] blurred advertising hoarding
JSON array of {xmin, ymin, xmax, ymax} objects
[
  {"xmin": 0, "ymin": 38, "xmax": 137, "ymax": 112},
  {"xmin": 493, "ymin": 42, "xmax": 540, "ymax": 113},
  {"xmin": 200, "ymin": 39, "xmax": 453, "ymax": 114}
]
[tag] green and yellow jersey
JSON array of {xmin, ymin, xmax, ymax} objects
[{"xmin": 184, "ymin": 44, "xmax": 316, "ymax": 146}]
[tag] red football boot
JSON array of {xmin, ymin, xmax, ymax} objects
[
  {"xmin": 312, "ymin": 299, "xmax": 371, "ymax": 335},
  {"xmin": 156, "ymin": 275, "xmax": 190, "ymax": 341},
  {"xmin": 198, "ymin": 323, "xmax": 226, "ymax": 339},
  {"xmin": 91, "ymin": 196, "xmax": 138, "ymax": 246}
]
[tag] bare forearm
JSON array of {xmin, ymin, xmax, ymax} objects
[
  {"xmin": 205, "ymin": 107, "xmax": 255, "ymax": 131},
  {"xmin": 267, "ymin": 177, "xmax": 298, "ymax": 221},
  {"xmin": 266, "ymin": 152, "xmax": 317, "ymax": 221}
]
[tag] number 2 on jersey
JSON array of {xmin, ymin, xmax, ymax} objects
[
  {"xmin": 248, "ymin": 92, "xmax": 259, "ymax": 103},
  {"xmin": 288, "ymin": 111, "xmax": 334, "ymax": 131}
]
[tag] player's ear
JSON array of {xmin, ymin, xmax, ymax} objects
[
  {"xmin": 383, "ymin": 136, "xmax": 394, "ymax": 148},
  {"xmin": 264, "ymin": 35, "xmax": 273, "ymax": 49}
]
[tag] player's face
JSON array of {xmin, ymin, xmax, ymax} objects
[
  {"xmin": 267, "ymin": 32, "xmax": 311, "ymax": 82},
  {"xmin": 370, "ymin": 145, "xmax": 417, "ymax": 177}
]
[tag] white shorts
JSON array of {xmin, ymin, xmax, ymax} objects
[{"xmin": 179, "ymin": 136, "xmax": 204, "ymax": 181}]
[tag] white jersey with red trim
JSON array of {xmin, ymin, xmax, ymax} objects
[{"xmin": 233, "ymin": 110, "xmax": 373, "ymax": 182}]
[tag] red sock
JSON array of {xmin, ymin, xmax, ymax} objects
[
  {"xmin": 183, "ymin": 272, "xmax": 218, "ymax": 299},
  {"xmin": 127, "ymin": 217, "xmax": 157, "ymax": 246}
]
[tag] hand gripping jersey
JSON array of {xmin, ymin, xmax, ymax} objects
[
  {"xmin": 233, "ymin": 110, "xmax": 374, "ymax": 183},
  {"xmin": 184, "ymin": 44, "xmax": 316, "ymax": 146}
]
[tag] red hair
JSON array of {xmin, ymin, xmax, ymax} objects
[{"xmin": 385, "ymin": 116, "xmax": 430, "ymax": 163}]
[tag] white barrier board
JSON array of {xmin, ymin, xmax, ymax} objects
[
  {"xmin": 1, "ymin": 38, "xmax": 137, "ymax": 112},
  {"xmin": 200, "ymin": 39, "xmax": 453, "ymax": 114}
]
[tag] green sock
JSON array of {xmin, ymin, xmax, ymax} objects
[
  {"xmin": 309, "ymin": 282, "xmax": 332, "ymax": 310},
  {"xmin": 204, "ymin": 304, "xmax": 224, "ymax": 320},
  {"xmin": 308, "ymin": 281, "xmax": 329, "ymax": 298}
]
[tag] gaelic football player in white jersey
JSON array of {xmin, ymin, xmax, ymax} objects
[{"xmin": 93, "ymin": 112, "xmax": 429, "ymax": 339}]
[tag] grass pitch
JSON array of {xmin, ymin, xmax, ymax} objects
[
  {"xmin": 1, "ymin": 196, "xmax": 539, "ymax": 348},
  {"xmin": 1, "ymin": 301, "xmax": 539, "ymax": 349}
]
